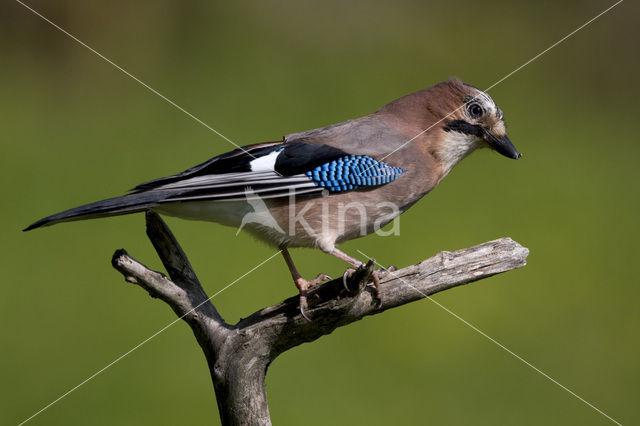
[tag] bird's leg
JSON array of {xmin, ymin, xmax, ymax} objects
[
  {"xmin": 330, "ymin": 248, "xmax": 386, "ymax": 306},
  {"xmin": 330, "ymin": 248, "xmax": 362, "ymax": 267},
  {"xmin": 281, "ymin": 248, "xmax": 330, "ymax": 321}
]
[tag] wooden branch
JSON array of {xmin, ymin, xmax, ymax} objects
[{"xmin": 112, "ymin": 212, "xmax": 529, "ymax": 426}]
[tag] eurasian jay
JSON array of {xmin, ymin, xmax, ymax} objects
[{"xmin": 25, "ymin": 78, "xmax": 521, "ymax": 318}]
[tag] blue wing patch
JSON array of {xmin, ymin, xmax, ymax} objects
[{"xmin": 305, "ymin": 155, "xmax": 404, "ymax": 192}]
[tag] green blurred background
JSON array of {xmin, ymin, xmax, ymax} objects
[{"xmin": 1, "ymin": 1, "xmax": 638, "ymax": 424}]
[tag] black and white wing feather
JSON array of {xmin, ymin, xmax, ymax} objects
[
  {"xmin": 24, "ymin": 141, "xmax": 404, "ymax": 230},
  {"xmin": 131, "ymin": 141, "xmax": 350, "ymax": 201}
]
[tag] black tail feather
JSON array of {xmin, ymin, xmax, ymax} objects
[{"xmin": 23, "ymin": 191, "xmax": 172, "ymax": 231}]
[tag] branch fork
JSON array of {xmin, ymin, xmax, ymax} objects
[{"xmin": 112, "ymin": 211, "xmax": 528, "ymax": 425}]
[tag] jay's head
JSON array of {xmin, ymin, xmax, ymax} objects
[
  {"xmin": 381, "ymin": 79, "xmax": 521, "ymax": 170},
  {"xmin": 440, "ymin": 80, "xmax": 521, "ymax": 161}
]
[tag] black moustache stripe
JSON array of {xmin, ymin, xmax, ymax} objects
[{"xmin": 443, "ymin": 120, "xmax": 484, "ymax": 138}]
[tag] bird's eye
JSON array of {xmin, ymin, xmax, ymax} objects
[{"xmin": 467, "ymin": 103, "xmax": 484, "ymax": 119}]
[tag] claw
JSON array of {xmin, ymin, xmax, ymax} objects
[
  {"xmin": 300, "ymin": 308, "xmax": 310, "ymax": 321},
  {"xmin": 311, "ymin": 273, "xmax": 332, "ymax": 285},
  {"xmin": 375, "ymin": 265, "xmax": 397, "ymax": 278},
  {"xmin": 299, "ymin": 292, "xmax": 311, "ymax": 321},
  {"xmin": 342, "ymin": 268, "xmax": 356, "ymax": 293}
]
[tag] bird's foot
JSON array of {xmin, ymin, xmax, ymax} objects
[
  {"xmin": 342, "ymin": 263, "xmax": 396, "ymax": 308},
  {"xmin": 371, "ymin": 265, "xmax": 397, "ymax": 308},
  {"xmin": 310, "ymin": 273, "xmax": 333, "ymax": 286},
  {"xmin": 375, "ymin": 265, "xmax": 397, "ymax": 278},
  {"xmin": 296, "ymin": 273, "xmax": 332, "ymax": 321}
]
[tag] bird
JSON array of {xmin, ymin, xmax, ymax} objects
[{"xmin": 24, "ymin": 78, "xmax": 521, "ymax": 319}]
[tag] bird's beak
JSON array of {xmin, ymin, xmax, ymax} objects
[{"xmin": 483, "ymin": 131, "xmax": 522, "ymax": 159}]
